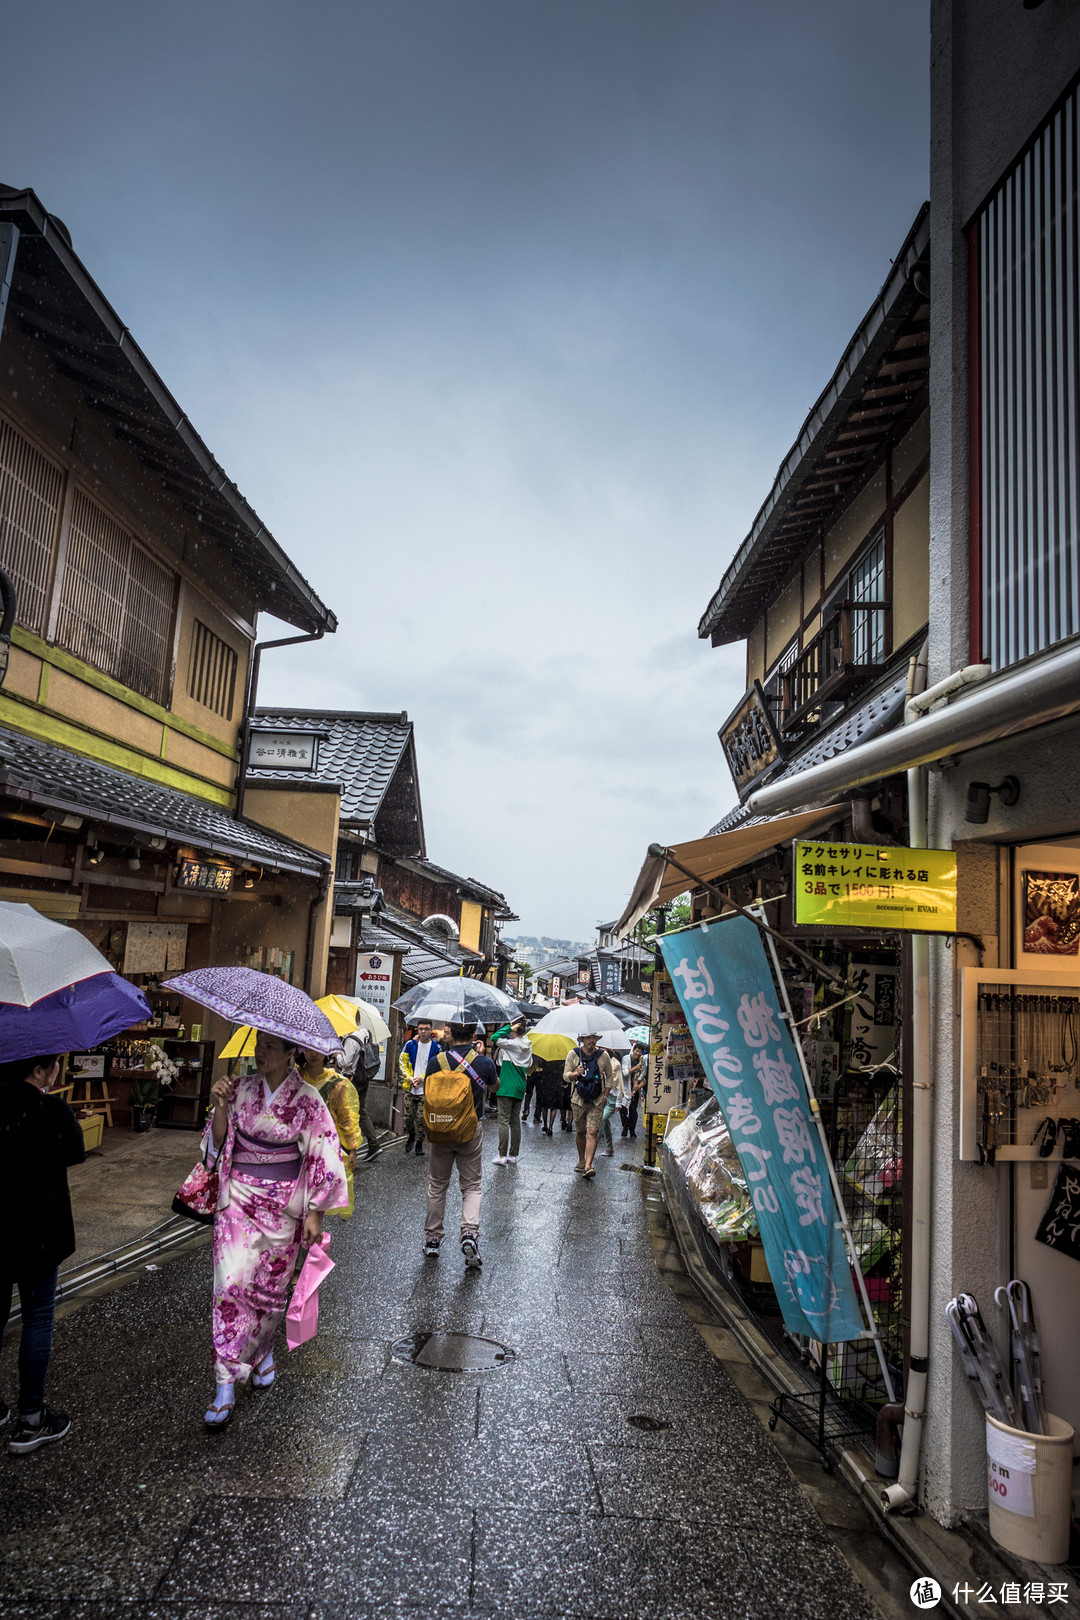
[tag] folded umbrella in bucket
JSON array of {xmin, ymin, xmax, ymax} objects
[
  {"xmin": 163, "ymin": 967, "xmax": 340, "ymax": 1055},
  {"xmin": 286, "ymin": 1233, "xmax": 335, "ymax": 1350},
  {"xmin": 0, "ymin": 902, "xmax": 150, "ymax": 1060}
]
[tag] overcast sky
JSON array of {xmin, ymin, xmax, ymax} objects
[{"xmin": 2, "ymin": 1, "xmax": 929, "ymax": 940}]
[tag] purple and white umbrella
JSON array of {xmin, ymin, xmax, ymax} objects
[
  {"xmin": 164, "ymin": 966, "xmax": 340, "ymax": 1055},
  {"xmin": 0, "ymin": 901, "xmax": 150, "ymax": 1061}
]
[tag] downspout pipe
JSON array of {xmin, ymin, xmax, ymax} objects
[
  {"xmin": 882, "ymin": 656, "xmax": 991, "ymax": 1514},
  {"xmin": 236, "ymin": 629, "xmax": 325, "ymax": 820}
]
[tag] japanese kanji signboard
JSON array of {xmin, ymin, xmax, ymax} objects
[
  {"xmin": 794, "ymin": 841, "xmax": 957, "ymax": 933},
  {"xmin": 658, "ymin": 917, "xmax": 865, "ymax": 1342}
]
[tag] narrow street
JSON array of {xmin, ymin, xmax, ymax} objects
[{"xmin": 0, "ymin": 1122, "xmax": 884, "ymax": 1620}]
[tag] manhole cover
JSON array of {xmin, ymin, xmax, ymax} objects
[
  {"xmin": 627, "ymin": 1413, "xmax": 672, "ymax": 1432},
  {"xmin": 391, "ymin": 1331, "xmax": 516, "ymax": 1371}
]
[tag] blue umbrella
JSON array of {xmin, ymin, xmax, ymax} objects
[
  {"xmin": 0, "ymin": 971, "xmax": 150, "ymax": 1063},
  {"xmin": 0, "ymin": 902, "xmax": 152, "ymax": 1061}
]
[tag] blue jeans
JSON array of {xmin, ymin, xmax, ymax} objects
[
  {"xmin": 0, "ymin": 1269, "xmax": 58, "ymax": 1415},
  {"xmin": 601, "ymin": 1098, "xmax": 618, "ymax": 1150}
]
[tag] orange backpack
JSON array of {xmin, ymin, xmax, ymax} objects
[{"xmin": 422, "ymin": 1047, "xmax": 480, "ymax": 1144}]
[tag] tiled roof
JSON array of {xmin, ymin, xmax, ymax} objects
[
  {"xmin": 251, "ymin": 710, "xmax": 413, "ymax": 826},
  {"xmin": 0, "ymin": 723, "xmax": 327, "ymax": 874},
  {"xmin": 407, "ymin": 857, "xmax": 510, "ymax": 910},
  {"xmin": 356, "ymin": 921, "xmax": 460, "ymax": 988},
  {"xmin": 706, "ymin": 667, "xmax": 911, "ymax": 837}
]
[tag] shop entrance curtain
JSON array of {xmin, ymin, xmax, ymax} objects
[{"xmin": 658, "ymin": 915, "xmax": 864, "ymax": 1343}]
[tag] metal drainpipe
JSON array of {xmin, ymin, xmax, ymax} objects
[
  {"xmin": 236, "ymin": 629, "xmax": 325, "ymax": 820},
  {"xmin": 882, "ymin": 655, "xmax": 991, "ymax": 1513}
]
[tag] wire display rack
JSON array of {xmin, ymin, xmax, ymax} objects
[{"xmin": 768, "ymin": 1353, "xmax": 876, "ymax": 1471}]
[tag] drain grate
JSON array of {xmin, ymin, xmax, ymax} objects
[{"xmin": 391, "ymin": 1330, "xmax": 516, "ymax": 1371}]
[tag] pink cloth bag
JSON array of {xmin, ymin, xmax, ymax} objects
[{"xmin": 285, "ymin": 1232, "xmax": 335, "ymax": 1351}]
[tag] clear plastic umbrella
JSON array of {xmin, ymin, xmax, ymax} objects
[{"xmin": 393, "ymin": 976, "xmax": 521, "ymax": 1028}]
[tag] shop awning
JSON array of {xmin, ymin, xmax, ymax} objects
[{"xmin": 615, "ymin": 803, "xmax": 847, "ymax": 938}]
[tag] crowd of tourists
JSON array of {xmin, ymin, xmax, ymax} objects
[{"xmin": 0, "ymin": 997, "xmax": 647, "ymax": 1447}]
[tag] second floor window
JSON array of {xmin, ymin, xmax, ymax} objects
[
  {"xmin": 0, "ymin": 418, "xmax": 63, "ymax": 637},
  {"xmin": 188, "ymin": 619, "xmax": 238, "ymax": 719},
  {"xmin": 848, "ymin": 529, "xmax": 886, "ymax": 666},
  {"xmin": 56, "ymin": 490, "xmax": 176, "ymax": 704}
]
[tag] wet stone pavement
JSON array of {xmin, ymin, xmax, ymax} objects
[{"xmin": 0, "ymin": 1119, "xmax": 883, "ymax": 1620}]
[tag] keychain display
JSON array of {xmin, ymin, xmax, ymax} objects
[{"xmin": 975, "ymin": 989, "xmax": 1080, "ymax": 1162}]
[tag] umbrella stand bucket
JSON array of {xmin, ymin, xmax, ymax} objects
[{"xmin": 986, "ymin": 1411, "xmax": 1075, "ymax": 1564}]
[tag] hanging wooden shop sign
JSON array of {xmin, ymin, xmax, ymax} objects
[{"xmin": 794, "ymin": 840, "xmax": 957, "ymax": 932}]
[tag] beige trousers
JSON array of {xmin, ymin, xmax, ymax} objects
[{"xmin": 425, "ymin": 1126, "xmax": 483, "ymax": 1242}]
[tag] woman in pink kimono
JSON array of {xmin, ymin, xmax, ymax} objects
[{"xmin": 202, "ymin": 1031, "xmax": 347, "ymax": 1428}]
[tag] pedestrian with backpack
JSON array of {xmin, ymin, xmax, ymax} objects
[
  {"xmin": 490, "ymin": 1016, "xmax": 532, "ymax": 1165},
  {"xmin": 398, "ymin": 1019, "xmax": 439, "ymax": 1156},
  {"xmin": 563, "ymin": 1031, "xmax": 617, "ymax": 1178},
  {"xmin": 339, "ymin": 1023, "xmax": 384, "ymax": 1161},
  {"xmin": 421, "ymin": 1022, "xmax": 498, "ymax": 1267}
]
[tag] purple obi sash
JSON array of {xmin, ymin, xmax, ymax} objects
[{"xmin": 231, "ymin": 1123, "xmax": 302, "ymax": 1183}]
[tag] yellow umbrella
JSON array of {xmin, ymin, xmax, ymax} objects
[
  {"xmin": 219, "ymin": 1024, "xmax": 258, "ymax": 1060},
  {"xmin": 324, "ymin": 993, "xmax": 390, "ymax": 1043},
  {"xmin": 526, "ymin": 1030, "xmax": 577, "ymax": 1062}
]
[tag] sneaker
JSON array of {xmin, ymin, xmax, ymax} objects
[
  {"xmin": 423, "ymin": 1236, "xmax": 441, "ymax": 1258},
  {"xmin": 492, "ymin": 1155, "xmax": 507, "ymax": 1165},
  {"xmin": 461, "ymin": 1237, "xmax": 483, "ymax": 1270},
  {"xmin": 604, "ymin": 1147, "xmax": 614, "ymax": 1157},
  {"xmin": 507, "ymin": 1155, "xmax": 518, "ymax": 1165},
  {"xmin": 9, "ymin": 1406, "xmax": 71, "ymax": 1455},
  {"xmin": 414, "ymin": 1141, "xmax": 425, "ymax": 1157}
]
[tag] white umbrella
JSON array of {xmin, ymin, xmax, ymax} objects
[
  {"xmin": 333, "ymin": 995, "xmax": 392, "ymax": 1043},
  {"xmin": 0, "ymin": 901, "xmax": 116, "ymax": 1004},
  {"xmin": 530, "ymin": 1003, "xmax": 623, "ymax": 1038},
  {"xmin": 596, "ymin": 1026, "xmax": 631, "ymax": 1053}
]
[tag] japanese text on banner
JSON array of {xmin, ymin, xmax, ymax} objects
[{"xmin": 658, "ymin": 917, "xmax": 865, "ymax": 1342}]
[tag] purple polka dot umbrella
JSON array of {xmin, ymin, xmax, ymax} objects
[{"xmin": 163, "ymin": 966, "xmax": 340, "ymax": 1055}]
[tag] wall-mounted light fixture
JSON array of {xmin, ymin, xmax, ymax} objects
[{"xmin": 965, "ymin": 776, "xmax": 1021, "ymax": 824}]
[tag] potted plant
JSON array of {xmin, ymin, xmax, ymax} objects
[{"xmin": 129, "ymin": 1044, "xmax": 179, "ymax": 1132}]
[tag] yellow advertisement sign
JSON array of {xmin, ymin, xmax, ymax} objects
[{"xmin": 794, "ymin": 840, "xmax": 957, "ymax": 932}]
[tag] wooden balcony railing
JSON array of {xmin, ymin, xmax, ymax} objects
[{"xmin": 763, "ymin": 601, "xmax": 889, "ymax": 740}]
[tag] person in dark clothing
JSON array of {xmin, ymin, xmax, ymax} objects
[
  {"xmin": 0, "ymin": 1053, "xmax": 85, "ymax": 1454},
  {"xmin": 421, "ymin": 1022, "xmax": 498, "ymax": 1268}
]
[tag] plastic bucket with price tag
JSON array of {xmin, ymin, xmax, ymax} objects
[{"xmin": 986, "ymin": 1411, "xmax": 1075, "ymax": 1564}]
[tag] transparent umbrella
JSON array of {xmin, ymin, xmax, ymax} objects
[{"xmin": 393, "ymin": 976, "xmax": 521, "ymax": 1028}]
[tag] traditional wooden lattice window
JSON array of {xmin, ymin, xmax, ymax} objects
[
  {"xmin": 0, "ymin": 417, "xmax": 63, "ymax": 636},
  {"xmin": 187, "ymin": 618, "xmax": 238, "ymax": 719},
  {"xmin": 56, "ymin": 489, "xmax": 176, "ymax": 702}
]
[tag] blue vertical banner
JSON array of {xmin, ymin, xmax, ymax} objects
[{"xmin": 658, "ymin": 916, "xmax": 865, "ymax": 1343}]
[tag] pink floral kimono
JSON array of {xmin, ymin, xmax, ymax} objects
[{"xmin": 203, "ymin": 1069, "xmax": 347, "ymax": 1383}]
